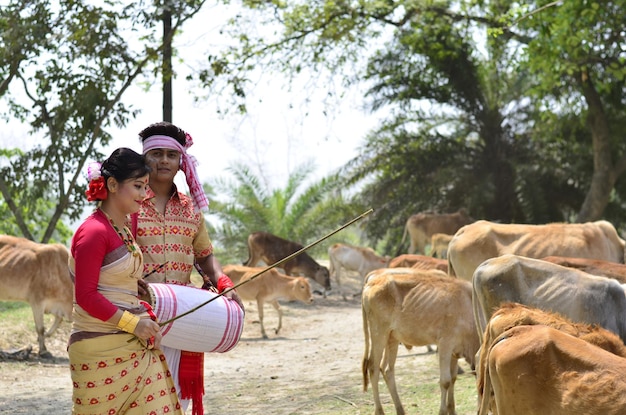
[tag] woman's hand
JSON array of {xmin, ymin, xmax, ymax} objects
[
  {"xmin": 152, "ymin": 331, "xmax": 163, "ymax": 350},
  {"xmin": 134, "ymin": 318, "xmax": 161, "ymax": 344}
]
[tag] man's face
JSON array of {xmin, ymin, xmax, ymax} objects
[{"xmin": 145, "ymin": 148, "xmax": 181, "ymax": 183}]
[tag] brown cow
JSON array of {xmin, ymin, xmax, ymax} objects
[
  {"xmin": 244, "ymin": 232, "xmax": 331, "ymax": 293},
  {"xmin": 361, "ymin": 268, "xmax": 479, "ymax": 415},
  {"xmin": 477, "ymin": 303, "xmax": 626, "ymax": 415},
  {"xmin": 430, "ymin": 233, "xmax": 453, "ymax": 259},
  {"xmin": 401, "ymin": 208, "xmax": 473, "ymax": 255},
  {"xmin": 484, "ymin": 325, "xmax": 626, "ymax": 415},
  {"xmin": 223, "ymin": 264, "xmax": 313, "ymax": 339},
  {"xmin": 388, "ymin": 254, "xmax": 448, "ymax": 273},
  {"xmin": 541, "ymin": 255, "xmax": 626, "ymax": 284},
  {"xmin": 387, "ymin": 254, "xmax": 448, "ymax": 352},
  {"xmin": 448, "ymin": 220, "xmax": 626, "ymax": 280},
  {"xmin": 0, "ymin": 235, "xmax": 73, "ymax": 357}
]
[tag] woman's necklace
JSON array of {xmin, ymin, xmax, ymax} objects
[{"xmin": 100, "ymin": 209, "xmax": 140, "ymax": 257}]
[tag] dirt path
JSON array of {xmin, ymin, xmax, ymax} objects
[{"xmin": 0, "ymin": 273, "xmax": 478, "ymax": 414}]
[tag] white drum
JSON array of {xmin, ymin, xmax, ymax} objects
[{"xmin": 145, "ymin": 283, "xmax": 244, "ymax": 353}]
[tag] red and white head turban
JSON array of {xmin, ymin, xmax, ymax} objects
[{"xmin": 142, "ymin": 133, "xmax": 209, "ymax": 212}]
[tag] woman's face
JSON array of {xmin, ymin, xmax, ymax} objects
[
  {"xmin": 144, "ymin": 148, "xmax": 181, "ymax": 184},
  {"xmin": 117, "ymin": 174, "xmax": 150, "ymax": 214}
]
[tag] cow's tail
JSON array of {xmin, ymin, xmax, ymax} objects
[
  {"xmin": 447, "ymin": 256, "xmax": 457, "ymax": 277},
  {"xmin": 362, "ymin": 301, "xmax": 371, "ymax": 392},
  {"xmin": 395, "ymin": 221, "xmax": 409, "ymax": 257},
  {"xmin": 446, "ymin": 237, "xmax": 458, "ymax": 277},
  {"xmin": 243, "ymin": 235, "xmax": 253, "ymax": 266},
  {"xmin": 477, "ymin": 355, "xmax": 493, "ymax": 415},
  {"xmin": 477, "ymin": 337, "xmax": 497, "ymax": 415},
  {"xmin": 400, "ymin": 221, "xmax": 408, "ymax": 245}
]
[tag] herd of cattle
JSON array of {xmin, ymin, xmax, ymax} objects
[{"xmin": 6, "ymin": 211, "xmax": 626, "ymax": 414}]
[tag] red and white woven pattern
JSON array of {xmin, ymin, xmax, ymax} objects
[{"xmin": 148, "ymin": 283, "xmax": 244, "ymax": 353}]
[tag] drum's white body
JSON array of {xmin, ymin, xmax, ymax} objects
[{"xmin": 147, "ymin": 283, "xmax": 244, "ymax": 353}]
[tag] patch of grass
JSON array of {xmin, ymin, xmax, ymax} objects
[
  {"xmin": 0, "ymin": 301, "xmax": 33, "ymax": 325},
  {"xmin": 0, "ymin": 300, "xmax": 64, "ymax": 351},
  {"xmin": 400, "ymin": 371, "xmax": 478, "ymax": 415},
  {"xmin": 0, "ymin": 300, "xmax": 31, "ymax": 311},
  {"xmin": 285, "ymin": 350, "xmax": 480, "ymax": 415}
]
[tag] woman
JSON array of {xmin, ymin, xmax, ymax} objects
[{"xmin": 68, "ymin": 147, "xmax": 182, "ymax": 415}]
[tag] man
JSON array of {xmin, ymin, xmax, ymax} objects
[{"xmin": 133, "ymin": 121, "xmax": 243, "ymax": 415}]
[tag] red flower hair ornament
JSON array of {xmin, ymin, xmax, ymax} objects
[{"xmin": 85, "ymin": 161, "xmax": 108, "ymax": 201}]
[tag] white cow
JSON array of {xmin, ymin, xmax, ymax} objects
[
  {"xmin": 328, "ymin": 243, "xmax": 389, "ymax": 299},
  {"xmin": 472, "ymin": 254, "xmax": 626, "ymax": 344}
]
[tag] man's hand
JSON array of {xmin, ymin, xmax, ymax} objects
[
  {"xmin": 223, "ymin": 289, "xmax": 245, "ymax": 313},
  {"xmin": 137, "ymin": 279, "xmax": 149, "ymax": 298}
]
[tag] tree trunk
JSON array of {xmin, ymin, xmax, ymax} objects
[
  {"xmin": 576, "ymin": 70, "xmax": 615, "ymax": 222},
  {"xmin": 162, "ymin": 5, "xmax": 173, "ymax": 122}
]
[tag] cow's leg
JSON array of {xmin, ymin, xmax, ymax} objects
[
  {"xmin": 30, "ymin": 303, "xmax": 50, "ymax": 357},
  {"xmin": 335, "ymin": 266, "xmax": 349, "ymax": 301},
  {"xmin": 45, "ymin": 314, "xmax": 63, "ymax": 337},
  {"xmin": 446, "ymin": 356, "xmax": 458, "ymax": 415},
  {"xmin": 368, "ymin": 338, "xmax": 385, "ymax": 415},
  {"xmin": 328, "ymin": 256, "xmax": 344, "ymax": 300},
  {"xmin": 436, "ymin": 343, "xmax": 457, "ymax": 415},
  {"xmin": 416, "ymin": 234, "xmax": 428, "ymax": 255},
  {"xmin": 256, "ymin": 299, "xmax": 268, "ymax": 339},
  {"xmin": 329, "ymin": 256, "xmax": 339, "ymax": 286},
  {"xmin": 269, "ymin": 300, "xmax": 283, "ymax": 335},
  {"xmin": 368, "ymin": 330, "xmax": 392, "ymax": 415},
  {"xmin": 382, "ymin": 338, "xmax": 405, "ymax": 415},
  {"xmin": 407, "ymin": 241, "xmax": 416, "ymax": 255},
  {"xmin": 337, "ymin": 267, "xmax": 346, "ymax": 300}
]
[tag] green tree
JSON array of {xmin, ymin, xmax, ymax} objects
[
  {"xmin": 512, "ymin": 0, "xmax": 626, "ymax": 222},
  {"xmin": 0, "ymin": 147, "xmax": 73, "ymax": 243},
  {"xmin": 0, "ymin": 0, "xmax": 206, "ymax": 243},
  {"xmin": 343, "ymin": 5, "xmax": 594, "ymax": 248},
  {"xmin": 206, "ymin": 162, "xmax": 366, "ymax": 264},
  {"xmin": 196, "ymin": 0, "xmax": 626, "ymax": 234}
]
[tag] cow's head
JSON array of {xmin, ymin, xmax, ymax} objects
[
  {"xmin": 293, "ymin": 277, "xmax": 314, "ymax": 304},
  {"xmin": 315, "ymin": 266, "xmax": 331, "ymax": 290}
]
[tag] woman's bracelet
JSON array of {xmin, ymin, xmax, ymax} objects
[{"xmin": 117, "ymin": 310, "xmax": 140, "ymax": 334}]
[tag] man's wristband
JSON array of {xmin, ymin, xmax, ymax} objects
[{"xmin": 217, "ymin": 274, "xmax": 235, "ymax": 293}]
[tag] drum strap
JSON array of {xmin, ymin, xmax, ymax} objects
[{"xmin": 179, "ymin": 350, "xmax": 205, "ymax": 415}]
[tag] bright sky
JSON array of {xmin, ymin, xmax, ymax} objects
[
  {"xmin": 2, "ymin": 4, "xmax": 382, "ymax": 197},
  {"xmin": 107, "ymin": 74, "xmax": 376, "ymax": 193},
  {"xmin": 103, "ymin": 4, "xmax": 380, "ymax": 193}
]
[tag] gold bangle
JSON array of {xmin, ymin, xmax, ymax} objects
[{"xmin": 117, "ymin": 311, "xmax": 140, "ymax": 334}]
